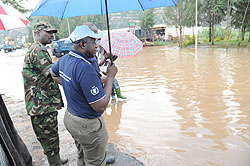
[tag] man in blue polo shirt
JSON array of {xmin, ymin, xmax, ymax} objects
[{"xmin": 50, "ymin": 24, "xmax": 117, "ymax": 166}]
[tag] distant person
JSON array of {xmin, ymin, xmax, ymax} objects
[
  {"xmin": 50, "ymin": 23, "xmax": 117, "ymax": 166},
  {"xmin": 161, "ymin": 34, "xmax": 165, "ymax": 42},
  {"xmin": 112, "ymin": 77, "xmax": 127, "ymax": 100},
  {"xmin": 22, "ymin": 21, "xmax": 68, "ymax": 166},
  {"xmin": 158, "ymin": 34, "xmax": 161, "ymax": 41},
  {"xmin": 97, "ymin": 46, "xmax": 127, "ymax": 100},
  {"xmin": 85, "ymin": 22, "xmax": 126, "ymax": 100}
]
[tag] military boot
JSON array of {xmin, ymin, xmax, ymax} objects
[
  {"xmin": 115, "ymin": 88, "xmax": 127, "ymax": 99},
  {"xmin": 47, "ymin": 153, "xmax": 68, "ymax": 166}
]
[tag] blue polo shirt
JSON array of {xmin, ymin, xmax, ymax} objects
[{"xmin": 51, "ymin": 50, "xmax": 105, "ymax": 118}]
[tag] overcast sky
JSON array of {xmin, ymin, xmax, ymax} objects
[
  {"xmin": 24, "ymin": 0, "xmax": 40, "ymax": 10},
  {"xmin": 23, "ymin": 0, "xmax": 40, "ymax": 17}
]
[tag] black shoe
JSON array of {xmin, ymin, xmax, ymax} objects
[{"xmin": 106, "ymin": 155, "xmax": 115, "ymax": 164}]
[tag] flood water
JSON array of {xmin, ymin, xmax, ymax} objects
[{"xmin": 1, "ymin": 46, "xmax": 250, "ymax": 166}]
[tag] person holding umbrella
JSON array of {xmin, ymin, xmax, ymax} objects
[
  {"xmin": 97, "ymin": 46, "xmax": 127, "ymax": 100},
  {"xmin": 85, "ymin": 21, "xmax": 127, "ymax": 101},
  {"xmin": 50, "ymin": 24, "xmax": 117, "ymax": 166},
  {"xmin": 22, "ymin": 22, "xmax": 68, "ymax": 166}
]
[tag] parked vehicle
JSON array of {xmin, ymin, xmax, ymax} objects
[
  {"xmin": 51, "ymin": 39, "xmax": 72, "ymax": 57},
  {"xmin": 2, "ymin": 37, "xmax": 16, "ymax": 53},
  {"xmin": 16, "ymin": 44, "xmax": 23, "ymax": 49}
]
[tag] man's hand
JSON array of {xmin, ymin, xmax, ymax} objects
[
  {"xmin": 104, "ymin": 53, "xmax": 118, "ymax": 62},
  {"xmin": 104, "ymin": 53, "xmax": 110, "ymax": 59},
  {"xmin": 106, "ymin": 62, "xmax": 118, "ymax": 78},
  {"xmin": 50, "ymin": 68, "xmax": 62, "ymax": 85},
  {"xmin": 112, "ymin": 55, "xmax": 118, "ymax": 61}
]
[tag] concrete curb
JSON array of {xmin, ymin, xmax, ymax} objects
[{"xmin": 107, "ymin": 143, "xmax": 144, "ymax": 166}]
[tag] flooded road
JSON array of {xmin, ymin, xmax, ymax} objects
[{"xmin": 1, "ymin": 47, "xmax": 250, "ymax": 166}]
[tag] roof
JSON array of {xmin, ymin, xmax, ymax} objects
[{"xmin": 151, "ymin": 24, "xmax": 167, "ymax": 30}]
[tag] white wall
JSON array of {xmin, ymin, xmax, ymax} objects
[{"xmin": 165, "ymin": 26, "xmax": 204, "ymax": 39}]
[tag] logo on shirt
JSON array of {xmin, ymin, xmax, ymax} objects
[{"xmin": 90, "ymin": 86, "xmax": 99, "ymax": 95}]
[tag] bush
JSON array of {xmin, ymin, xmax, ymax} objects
[
  {"xmin": 200, "ymin": 27, "xmax": 238, "ymax": 41},
  {"xmin": 201, "ymin": 38, "xmax": 209, "ymax": 43},
  {"xmin": 224, "ymin": 35, "xmax": 232, "ymax": 41},
  {"xmin": 153, "ymin": 41, "xmax": 169, "ymax": 46},
  {"xmin": 183, "ymin": 36, "xmax": 194, "ymax": 47},
  {"xmin": 214, "ymin": 37, "xmax": 221, "ymax": 42},
  {"xmin": 215, "ymin": 27, "xmax": 226, "ymax": 40},
  {"xmin": 230, "ymin": 30, "xmax": 239, "ymax": 40},
  {"xmin": 185, "ymin": 35, "xmax": 193, "ymax": 41}
]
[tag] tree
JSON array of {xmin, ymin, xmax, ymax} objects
[
  {"xmin": 200, "ymin": 0, "xmax": 227, "ymax": 45},
  {"xmin": 231, "ymin": 0, "xmax": 250, "ymax": 45},
  {"xmin": 237, "ymin": 0, "xmax": 250, "ymax": 46},
  {"xmin": 139, "ymin": 9, "xmax": 155, "ymax": 42},
  {"xmin": 31, "ymin": 15, "xmax": 108, "ymax": 39},
  {"xmin": 164, "ymin": 0, "xmax": 197, "ymax": 47},
  {"xmin": 1, "ymin": 0, "xmax": 29, "ymax": 13}
]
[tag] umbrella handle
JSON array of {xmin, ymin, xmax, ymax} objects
[
  {"xmin": 103, "ymin": 58, "xmax": 113, "ymax": 66},
  {"xmin": 105, "ymin": 0, "xmax": 113, "ymax": 61},
  {"xmin": 109, "ymin": 54, "xmax": 113, "ymax": 65}
]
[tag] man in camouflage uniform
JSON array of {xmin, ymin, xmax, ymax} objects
[{"xmin": 22, "ymin": 21, "xmax": 68, "ymax": 166}]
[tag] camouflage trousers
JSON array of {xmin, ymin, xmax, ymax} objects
[{"xmin": 30, "ymin": 112, "xmax": 59, "ymax": 157}]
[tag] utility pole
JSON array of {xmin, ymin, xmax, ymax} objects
[{"xmin": 195, "ymin": 0, "xmax": 198, "ymax": 50}]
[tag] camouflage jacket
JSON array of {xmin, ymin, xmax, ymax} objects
[{"xmin": 22, "ymin": 41, "xmax": 63, "ymax": 116}]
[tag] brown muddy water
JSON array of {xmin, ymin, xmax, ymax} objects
[{"xmin": 0, "ymin": 46, "xmax": 250, "ymax": 166}]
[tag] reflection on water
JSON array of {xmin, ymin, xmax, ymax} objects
[
  {"xmin": 1, "ymin": 47, "xmax": 250, "ymax": 166},
  {"xmin": 103, "ymin": 47, "xmax": 250, "ymax": 166}
]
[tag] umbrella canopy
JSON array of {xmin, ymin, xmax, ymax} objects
[
  {"xmin": 30, "ymin": 0, "xmax": 177, "ymax": 58},
  {"xmin": 0, "ymin": 2, "xmax": 29, "ymax": 30},
  {"xmin": 30, "ymin": 0, "xmax": 177, "ymax": 19},
  {"xmin": 100, "ymin": 31, "xmax": 143, "ymax": 57}
]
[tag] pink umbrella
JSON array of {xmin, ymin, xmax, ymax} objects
[
  {"xmin": 100, "ymin": 31, "xmax": 143, "ymax": 57},
  {"xmin": 0, "ymin": 2, "xmax": 29, "ymax": 30}
]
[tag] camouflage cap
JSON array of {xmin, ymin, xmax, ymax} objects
[{"xmin": 34, "ymin": 21, "xmax": 57, "ymax": 33}]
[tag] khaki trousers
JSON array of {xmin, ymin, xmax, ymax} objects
[{"xmin": 64, "ymin": 109, "xmax": 108, "ymax": 166}]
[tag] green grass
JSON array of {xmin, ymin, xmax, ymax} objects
[
  {"xmin": 152, "ymin": 41, "xmax": 171, "ymax": 46},
  {"xmin": 146, "ymin": 39, "xmax": 250, "ymax": 48},
  {"xmin": 201, "ymin": 39, "xmax": 250, "ymax": 48}
]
